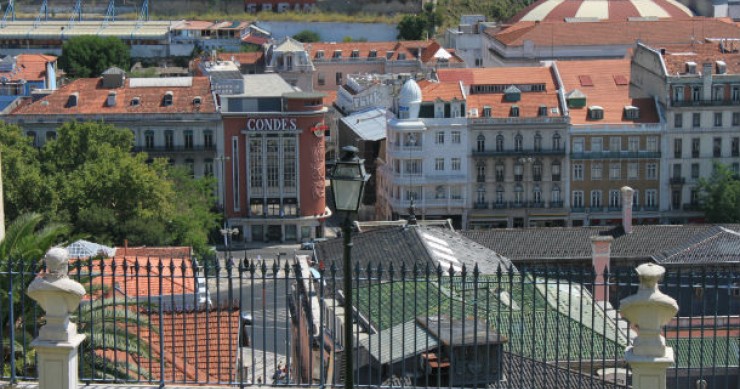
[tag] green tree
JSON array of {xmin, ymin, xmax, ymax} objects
[
  {"xmin": 166, "ymin": 167, "xmax": 220, "ymax": 254},
  {"xmin": 0, "ymin": 124, "xmax": 47, "ymax": 222},
  {"xmin": 293, "ymin": 29, "xmax": 321, "ymax": 43},
  {"xmin": 59, "ymin": 36, "xmax": 131, "ymax": 78},
  {"xmin": 397, "ymin": 14, "xmax": 427, "ymax": 40},
  {"xmin": 698, "ymin": 162, "xmax": 740, "ymax": 222}
]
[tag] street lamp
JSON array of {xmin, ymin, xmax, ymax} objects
[{"xmin": 329, "ymin": 145, "xmax": 370, "ymax": 389}]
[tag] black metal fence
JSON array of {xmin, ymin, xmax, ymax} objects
[{"xmin": 1, "ymin": 256, "xmax": 738, "ymax": 389}]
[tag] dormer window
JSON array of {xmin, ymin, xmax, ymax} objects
[
  {"xmin": 510, "ymin": 105, "xmax": 519, "ymax": 117},
  {"xmin": 504, "ymin": 85, "xmax": 521, "ymax": 102},
  {"xmin": 686, "ymin": 61, "xmax": 697, "ymax": 74},
  {"xmin": 163, "ymin": 91, "xmax": 173, "ymax": 107},
  {"xmin": 624, "ymin": 105, "xmax": 640, "ymax": 119},
  {"xmin": 716, "ymin": 60, "xmax": 727, "ymax": 74},
  {"xmin": 351, "ymin": 49, "xmax": 359, "ymax": 58},
  {"xmin": 482, "ymin": 106, "xmax": 491, "ymax": 117},
  {"xmin": 398, "ymin": 53, "xmax": 406, "ymax": 60},
  {"xmin": 193, "ymin": 96, "xmax": 202, "ymax": 107},
  {"xmin": 107, "ymin": 91, "xmax": 117, "ymax": 107},
  {"xmin": 386, "ymin": 51, "xmax": 394, "ymax": 59},
  {"xmin": 130, "ymin": 97, "xmax": 141, "ymax": 106},
  {"xmin": 332, "ymin": 50, "xmax": 342, "ymax": 59},
  {"xmin": 589, "ymin": 106, "xmax": 604, "ymax": 120},
  {"xmin": 538, "ymin": 105, "xmax": 547, "ymax": 117},
  {"xmin": 67, "ymin": 92, "xmax": 79, "ymax": 108},
  {"xmin": 316, "ymin": 50, "xmax": 324, "ymax": 59},
  {"xmin": 369, "ymin": 50, "xmax": 377, "ymax": 58}
]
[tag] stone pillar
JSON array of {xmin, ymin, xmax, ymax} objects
[
  {"xmin": 27, "ymin": 248, "xmax": 87, "ymax": 389},
  {"xmin": 620, "ymin": 263, "xmax": 679, "ymax": 389},
  {"xmin": 621, "ymin": 186, "xmax": 634, "ymax": 234},
  {"xmin": 590, "ymin": 235, "xmax": 613, "ymax": 302}
]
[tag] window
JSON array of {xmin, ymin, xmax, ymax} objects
[
  {"xmin": 692, "ymin": 113, "xmax": 701, "ymax": 127},
  {"xmin": 732, "ymin": 138, "xmax": 739, "ymax": 157},
  {"xmin": 573, "ymin": 137, "xmax": 585, "ymax": 153},
  {"xmin": 145, "ymin": 130, "xmax": 155, "ymax": 149},
  {"xmin": 673, "ymin": 86, "xmax": 684, "ymax": 102},
  {"xmin": 533, "ymin": 185, "xmax": 542, "ymax": 204},
  {"xmin": 714, "ymin": 137, "xmax": 722, "ymax": 157},
  {"xmin": 204, "ymin": 130, "xmax": 213, "ymax": 148},
  {"xmin": 495, "ymin": 186, "xmax": 504, "ymax": 205},
  {"xmin": 335, "ymin": 72, "xmax": 342, "ymax": 85},
  {"xmin": 628, "ymin": 137, "xmax": 639, "ymax": 152},
  {"xmin": 405, "ymin": 160, "xmax": 422, "ymax": 175},
  {"xmin": 451, "ymin": 131, "xmax": 461, "ymax": 144},
  {"xmin": 476, "ymin": 185, "xmax": 486, "ymax": 204},
  {"xmin": 476, "ymin": 162, "xmax": 485, "ymax": 181},
  {"xmin": 672, "ymin": 190, "xmax": 681, "ymax": 210},
  {"xmin": 690, "ymin": 188, "xmax": 699, "ymax": 206},
  {"xmin": 588, "ymin": 106, "xmax": 604, "ymax": 119},
  {"xmin": 551, "ymin": 161, "xmax": 561, "ymax": 181},
  {"xmin": 184, "ymin": 130, "xmax": 194, "ymax": 149},
  {"xmin": 435, "ymin": 158, "xmax": 444, "ymax": 171},
  {"xmin": 451, "ymin": 186, "xmax": 462, "ymax": 199},
  {"xmin": 164, "ymin": 130, "xmax": 174, "ymax": 149},
  {"xmin": 534, "ymin": 133, "xmax": 542, "ymax": 151},
  {"xmin": 185, "ymin": 158, "xmax": 195, "ymax": 177},
  {"xmin": 514, "ymin": 134, "xmax": 523, "ymax": 151},
  {"xmin": 435, "ymin": 186, "xmax": 446, "ymax": 199},
  {"xmin": 532, "ymin": 161, "xmax": 542, "ymax": 181},
  {"xmin": 692, "ymin": 86, "xmax": 701, "ymax": 101},
  {"xmin": 496, "ymin": 134, "xmax": 504, "ymax": 152},
  {"xmin": 633, "ymin": 190, "xmax": 639, "ymax": 207},
  {"xmin": 610, "ymin": 163, "xmax": 621, "ymax": 180},
  {"xmin": 713, "ymin": 85, "xmax": 724, "ymax": 101},
  {"xmin": 514, "ymin": 162, "xmax": 523, "ymax": 182},
  {"xmin": 514, "ymin": 185, "xmax": 523, "ymax": 205},
  {"xmin": 590, "ymin": 190, "xmax": 602, "ymax": 208},
  {"xmin": 609, "ymin": 190, "xmax": 621, "ymax": 208},
  {"xmin": 645, "ymin": 136, "xmax": 657, "ymax": 152},
  {"xmin": 672, "ymin": 163, "xmax": 682, "ymax": 178},
  {"xmin": 249, "ymin": 138, "xmax": 263, "ymax": 189},
  {"xmin": 628, "ymin": 162, "xmax": 639, "ymax": 179},
  {"xmin": 591, "ymin": 163, "xmax": 603, "ymax": 180},
  {"xmin": 674, "ymin": 113, "xmax": 683, "ymax": 128},
  {"xmin": 573, "ymin": 163, "xmax": 584, "ymax": 181},
  {"xmin": 674, "ymin": 138, "xmax": 682, "ymax": 158},
  {"xmin": 734, "ymin": 113, "xmax": 740, "ymax": 126},
  {"xmin": 692, "ymin": 138, "xmax": 700, "ymax": 158},
  {"xmin": 266, "ymin": 139, "xmax": 280, "ymax": 189},
  {"xmin": 495, "ymin": 161, "xmax": 504, "ymax": 182},
  {"xmin": 647, "ymin": 163, "xmax": 657, "ymax": 179},
  {"xmin": 646, "ymin": 189, "xmax": 657, "ymax": 207},
  {"xmin": 477, "ymin": 134, "xmax": 485, "ymax": 152},
  {"xmin": 691, "ymin": 163, "xmax": 700, "ymax": 179},
  {"xmin": 451, "ymin": 158, "xmax": 461, "ymax": 171},
  {"xmin": 482, "ymin": 106, "xmax": 491, "ymax": 117},
  {"xmin": 317, "ymin": 73, "xmax": 325, "ymax": 86},
  {"xmin": 333, "ymin": 50, "xmax": 342, "ymax": 58},
  {"xmin": 572, "ymin": 191, "xmax": 584, "ymax": 208},
  {"xmin": 551, "ymin": 185, "xmax": 561, "ymax": 203},
  {"xmin": 714, "ymin": 112, "xmax": 723, "ymax": 127},
  {"xmin": 204, "ymin": 158, "xmax": 214, "ymax": 176},
  {"xmin": 46, "ymin": 131, "xmax": 57, "ymax": 142},
  {"xmin": 284, "ymin": 138, "xmax": 296, "ymax": 190},
  {"xmin": 591, "ymin": 137, "xmax": 603, "ymax": 152},
  {"xmin": 552, "ymin": 133, "xmax": 561, "ymax": 150},
  {"xmin": 733, "ymin": 85, "xmax": 740, "ymax": 102},
  {"xmin": 250, "ymin": 200, "xmax": 264, "ymax": 216},
  {"xmin": 163, "ymin": 91, "xmax": 173, "ymax": 107},
  {"xmin": 436, "ymin": 131, "xmax": 444, "ymax": 144},
  {"xmin": 510, "ymin": 106, "xmax": 519, "ymax": 117},
  {"xmin": 609, "ymin": 137, "xmax": 621, "ymax": 152}
]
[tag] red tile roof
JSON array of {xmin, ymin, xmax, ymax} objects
[
  {"xmin": 659, "ymin": 42, "xmax": 740, "ymax": 75},
  {"xmin": 556, "ymin": 59, "xmax": 659, "ymax": 124},
  {"xmin": 10, "ymin": 77, "xmax": 216, "ymax": 116},
  {"xmin": 417, "ymin": 79, "xmax": 464, "ymax": 101},
  {"xmin": 91, "ymin": 256, "xmax": 197, "ymax": 298},
  {"xmin": 217, "ymin": 51, "xmax": 265, "ymax": 65},
  {"xmin": 1, "ymin": 54, "xmax": 56, "ymax": 82},
  {"xmin": 306, "ymin": 39, "xmax": 463, "ymax": 64},
  {"xmin": 491, "ymin": 17, "xmax": 740, "ymax": 48}
]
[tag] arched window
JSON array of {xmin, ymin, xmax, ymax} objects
[
  {"xmin": 533, "ymin": 184, "xmax": 542, "ymax": 204},
  {"xmin": 476, "ymin": 161, "xmax": 486, "ymax": 181},
  {"xmin": 496, "ymin": 134, "xmax": 504, "ymax": 152},
  {"xmin": 551, "ymin": 160, "xmax": 561, "ymax": 181},
  {"xmin": 552, "ymin": 185, "xmax": 561, "ymax": 204},
  {"xmin": 476, "ymin": 184, "xmax": 486, "ymax": 204},
  {"xmin": 477, "ymin": 134, "xmax": 486, "ymax": 152},
  {"xmin": 495, "ymin": 160, "xmax": 505, "ymax": 182},
  {"xmin": 514, "ymin": 133, "xmax": 523, "ymax": 151},
  {"xmin": 532, "ymin": 160, "xmax": 543, "ymax": 181},
  {"xmin": 534, "ymin": 132, "xmax": 542, "ymax": 151}
]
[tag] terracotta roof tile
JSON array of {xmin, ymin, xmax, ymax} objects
[
  {"xmin": 490, "ymin": 17, "xmax": 739, "ymax": 47},
  {"xmin": 556, "ymin": 59, "xmax": 659, "ymax": 124},
  {"xmin": 10, "ymin": 77, "xmax": 216, "ymax": 116},
  {"xmin": 1, "ymin": 54, "xmax": 56, "ymax": 82},
  {"xmin": 417, "ymin": 79, "xmax": 464, "ymax": 101},
  {"xmin": 659, "ymin": 42, "xmax": 740, "ymax": 75},
  {"xmin": 217, "ymin": 51, "xmax": 265, "ymax": 65}
]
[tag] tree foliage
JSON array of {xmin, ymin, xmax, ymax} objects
[
  {"xmin": 397, "ymin": 3, "xmax": 442, "ymax": 40},
  {"xmin": 0, "ymin": 122, "xmax": 220, "ymax": 255},
  {"xmin": 59, "ymin": 36, "xmax": 131, "ymax": 78},
  {"xmin": 293, "ymin": 29, "xmax": 321, "ymax": 43},
  {"xmin": 698, "ymin": 162, "xmax": 740, "ymax": 223}
]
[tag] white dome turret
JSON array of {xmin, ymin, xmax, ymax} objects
[{"xmin": 398, "ymin": 79, "xmax": 422, "ymax": 120}]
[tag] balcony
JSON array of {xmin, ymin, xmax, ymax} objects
[
  {"xmin": 472, "ymin": 148, "xmax": 566, "ymax": 157},
  {"xmin": 588, "ymin": 206, "xmax": 604, "ymax": 212},
  {"xmin": 670, "ymin": 177, "xmax": 686, "ymax": 185},
  {"xmin": 477, "ymin": 175, "xmax": 486, "ymax": 183},
  {"xmin": 552, "ymin": 174, "xmax": 561, "ymax": 182},
  {"xmin": 671, "ymin": 98, "xmax": 740, "ymax": 107},
  {"xmin": 572, "ymin": 206, "xmax": 586, "ymax": 212},
  {"xmin": 550, "ymin": 201, "xmax": 564, "ymax": 208},
  {"xmin": 474, "ymin": 202, "xmax": 489, "ymax": 209},
  {"xmin": 133, "ymin": 145, "xmax": 217, "ymax": 154},
  {"xmin": 570, "ymin": 151, "xmax": 661, "ymax": 160}
]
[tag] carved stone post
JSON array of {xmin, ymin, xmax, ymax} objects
[
  {"xmin": 27, "ymin": 248, "xmax": 86, "ymax": 389},
  {"xmin": 620, "ymin": 263, "xmax": 678, "ymax": 389}
]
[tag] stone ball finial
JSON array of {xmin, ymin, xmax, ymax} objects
[
  {"xmin": 44, "ymin": 247, "xmax": 70, "ymax": 278},
  {"xmin": 635, "ymin": 262, "xmax": 665, "ymax": 289}
]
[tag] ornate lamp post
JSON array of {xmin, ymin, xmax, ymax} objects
[{"xmin": 329, "ymin": 145, "xmax": 370, "ymax": 389}]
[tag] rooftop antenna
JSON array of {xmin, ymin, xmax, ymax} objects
[{"xmin": 1, "ymin": 0, "xmax": 16, "ymax": 28}]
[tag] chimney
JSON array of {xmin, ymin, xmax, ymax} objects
[
  {"xmin": 621, "ymin": 186, "xmax": 634, "ymax": 234},
  {"xmin": 591, "ymin": 236, "xmax": 614, "ymax": 303}
]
